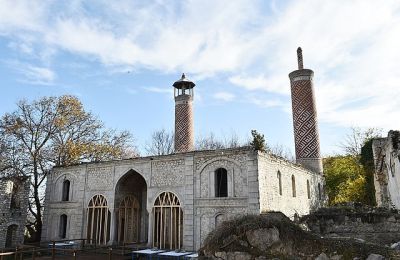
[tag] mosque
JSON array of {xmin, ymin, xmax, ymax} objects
[{"xmin": 39, "ymin": 48, "xmax": 325, "ymax": 251}]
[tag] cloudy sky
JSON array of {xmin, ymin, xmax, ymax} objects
[{"xmin": 0, "ymin": 0, "xmax": 399, "ymax": 156}]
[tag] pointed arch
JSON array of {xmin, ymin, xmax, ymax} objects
[
  {"xmin": 152, "ymin": 192, "xmax": 183, "ymax": 250},
  {"xmin": 86, "ymin": 195, "xmax": 110, "ymax": 245},
  {"xmin": 114, "ymin": 169, "xmax": 148, "ymax": 244}
]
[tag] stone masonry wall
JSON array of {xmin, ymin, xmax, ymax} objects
[
  {"xmin": 42, "ymin": 147, "xmax": 322, "ymax": 251},
  {"xmin": 258, "ymin": 152, "xmax": 325, "ymax": 218},
  {"xmin": 302, "ymin": 207, "xmax": 400, "ymax": 245},
  {"xmin": 372, "ymin": 131, "xmax": 400, "ymax": 209},
  {"xmin": 193, "ymin": 148, "xmax": 259, "ymax": 249},
  {"xmin": 42, "ymin": 148, "xmax": 258, "ymax": 251},
  {"xmin": 0, "ymin": 176, "xmax": 29, "ymax": 248}
]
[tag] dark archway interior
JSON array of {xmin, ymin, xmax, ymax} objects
[
  {"xmin": 114, "ymin": 170, "xmax": 148, "ymax": 244},
  {"xmin": 5, "ymin": 224, "xmax": 18, "ymax": 248}
]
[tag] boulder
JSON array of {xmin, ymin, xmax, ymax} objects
[
  {"xmin": 315, "ymin": 253, "xmax": 329, "ymax": 260},
  {"xmin": 366, "ymin": 254, "xmax": 385, "ymax": 260},
  {"xmin": 246, "ymin": 227, "xmax": 280, "ymax": 251}
]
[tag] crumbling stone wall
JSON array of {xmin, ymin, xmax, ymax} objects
[
  {"xmin": 0, "ymin": 176, "xmax": 29, "ymax": 248},
  {"xmin": 372, "ymin": 130, "xmax": 400, "ymax": 209},
  {"xmin": 301, "ymin": 207, "xmax": 400, "ymax": 245},
  {"xmin": 258, "ymin": 152, "xmax": 325, "ymax": 219}
]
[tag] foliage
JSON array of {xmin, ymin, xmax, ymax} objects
[
  {"xmin": 324, "ymin": 127, "xmax": 382, "ymax": 205},
  {"xmin": 324, "ymin": 155, "xmax": 366, "ymax": 205},
  {"xmin": 0, "ymin": 95, "xmax": 137, "ymax": 241},
  {"xmin": 250, "ymin": 129, "xmax": 266, "ymax": 152},
  {"xmin": 360, "ymin": 139, "xmax": 376, "ymax": 206},
  {"xmin": 145, "ymin": 128, "xmax": 174, "ymax": 155}
]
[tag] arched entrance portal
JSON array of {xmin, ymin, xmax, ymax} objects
[
  {"xmin": 114, "ymin": 170, "xmax": 147, "ymax": 244},
  {"xmin": 152, "ymin": 192, "xmax": 183, "ymax": 250},
  {"xmin": 5, "ymin": 224, "xmax": 18, "ymax": 248}
]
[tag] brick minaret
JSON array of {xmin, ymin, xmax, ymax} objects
[
  {"xmin": 173, "ymin": 73, "xmax": 195, "ymax": 153},
  {"xmin": 289, "ymin": 47, "xmax": 323, "ymax": 174}
]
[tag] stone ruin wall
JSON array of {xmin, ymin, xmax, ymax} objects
[
  {"xmin": 372, "ymin": 130, "xmax": 400, "ymax": 209},
  {"xmin": 302, "ymin": 207, "xmax": 400, "ymax": 245},
  {"xmin": 0, "ymin": 177, "xmax": 29, "ymax": 248},
  {"xmin": 258, "ymin": 152, "xmax": 325, "ymax": 219}
]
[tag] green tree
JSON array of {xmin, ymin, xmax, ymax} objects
[
  {"xmin": 324, "ymin": 155, "xmax": 366, "ymax": 204},
  {"xmin": 250, "ymin": 130, "xmax": 266, "ymax": 152},
  {"xmin": 0, "ymin": 95, "xmax": 137, "ymax": 241},
  {"xmin": 360, "ymin": 139, "xmax": 376, "ymax": 205},
  {"xmin": 324, "ymin": 127, "xmax": 381, "ymax": 205}
]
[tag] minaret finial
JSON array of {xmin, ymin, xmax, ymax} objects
[{"xmin": 297, "ymin": 47, "xmax": 303, "ymax": 70}]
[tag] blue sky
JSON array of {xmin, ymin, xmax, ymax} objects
[{"xmin": 0, "ymin": 0, "xmax": 399, "ymax": 156}]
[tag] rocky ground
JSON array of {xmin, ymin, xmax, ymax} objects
[{"xmin": 199, "ymin": 212, "xmax": 400, "ymax": 259}]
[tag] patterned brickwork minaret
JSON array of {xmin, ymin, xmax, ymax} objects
[
  {"xmin": 173, "ymin": 73, "xmax": 195, "ymax": 153},
  {"xmin": 289, "ymin": 47, "xmax": 323, "ymax": 174}
]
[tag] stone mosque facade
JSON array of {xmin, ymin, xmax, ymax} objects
[{"xmin": 41, "ymin": 48, "xmax": 325, "ymax": 251}]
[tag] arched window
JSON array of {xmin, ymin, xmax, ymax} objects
[
  {"xmin": 215, "ymin": 168, "xmax": 228, "ymax": 197},
  {"xmin": 86, "ymin": 195, "xmax": 110, "ymax": 245},
  {"xmin": 277, "ymin": 171, "xmax": 282, "ymax": 195},
  {"xmin": 318, "ymin": 183, "xmax": 322, "ymax": 200},
  {"xmin": 5, "ymin": 224, "xmax": 18, "ymax": 248},
  {"xmin": 291, "ymin": 175, "xmax": 296, "ymax": 197},
  {"xmin": 118, "ymin": 195, "xmax": 140, "ymax": 244},
  {"xmin": 59, "ymin": 215, "xmax": 67, "ymax": 239},
  {"xmin": 62, "ymin": 180, "xmax": 70, "ymax": 201},
  {"xmin": 307, "ymin": 180, "xmax": 311, "ymax": 199},
  {"xmin": 10, "ymin": 182, "xmax": 20, "ymax": 209},
  {"xmin": 215, "ymin": 214, "xmax": 226, "ymax": 228},
  {"xmin": 152, "ymin": 192, "xmax": 183, "ymax": 250}
]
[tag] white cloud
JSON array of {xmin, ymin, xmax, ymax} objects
[
  {"xmin": 229, "ymin": 74, "xmax": 289, "ymax": 95},
  {"xmin": 0, "ymin": 0, "xmax": 400, "ymax": 129},
  {"xmin": 247, "ymin": 95, "xmax": 286, "ymax": 109},
  {"xmin": 6, "ymin": 60, "xmax": 56, "ymax": 85},
  {"xmin": 214, "ymin": 92, "xmax": 235, "ymax": 102},
  {"xmin": 143, "ymin": 87, "xmax": 173, "ymax": 94}
]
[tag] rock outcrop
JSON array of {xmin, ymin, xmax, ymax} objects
[{"xmin": 199, "ymin": 212, "xmax": 397, "ymax": 259}]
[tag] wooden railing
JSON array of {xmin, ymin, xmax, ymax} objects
[{"xmin": 0, "ymin": 238, "xmax": 120, "ymax": 260}]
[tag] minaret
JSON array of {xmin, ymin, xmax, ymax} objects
[
  {"xmin": 173, "ymin": 73, "xmax": 195, "ymax": 153},
  {"xmin": 289, "ymin": 48, "xmax": 323, "ymax": 174}
]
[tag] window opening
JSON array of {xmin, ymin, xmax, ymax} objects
[{"xmin": 215, "ymin": 168, "xmax": 228, "ymax": 197}]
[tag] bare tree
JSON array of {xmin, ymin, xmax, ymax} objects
[
  {"xmin": 0, "ymin": 95, "xmax": 137, "ymax": 241},
  {"xmin": 145, "ymin": 129, "xmax": 174, "ymax": 155},
  {"xmin": 340, "ymin": 127, "xmax": 382, "ymax": 156},
  {"xmin": 268, "ymin": 143, "xmax": 295, "ymax": 162},
  {"xmin": 222, "ymin": 131, "xmax": 241, "ymax": 148},
  {"xmin": 196, "ymin": 132, "xmax": 225, "ymax": 150}
]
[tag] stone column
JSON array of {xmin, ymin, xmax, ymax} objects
[{"xmin": 108, "ymin": 208, "xmax": 117, "ymax": 245}]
